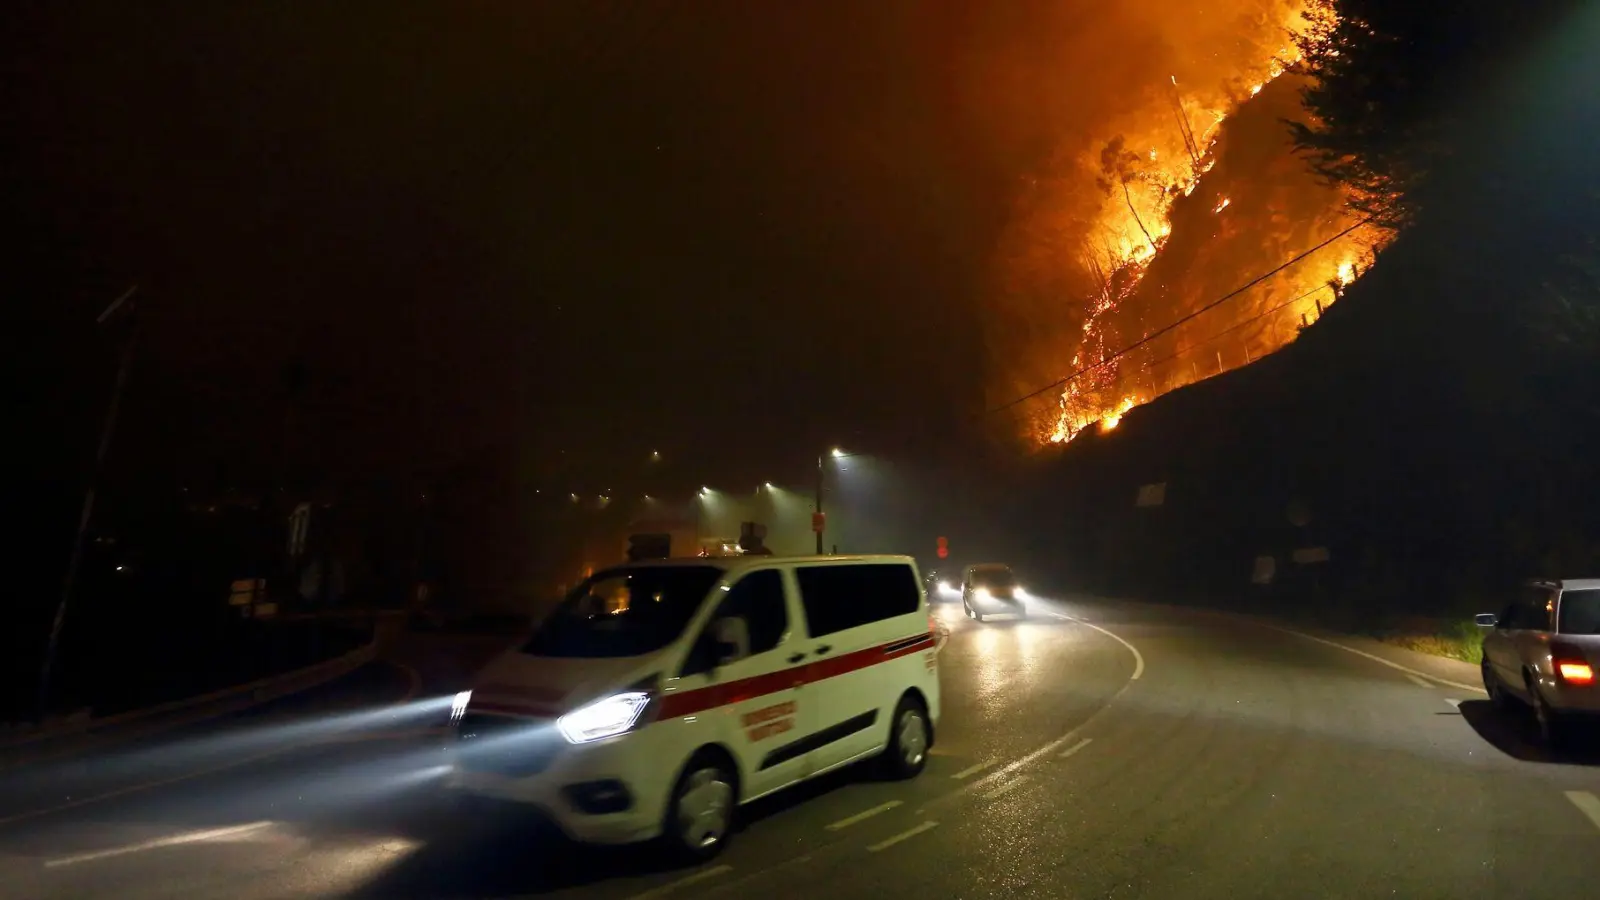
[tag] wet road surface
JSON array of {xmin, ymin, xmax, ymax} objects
[{"xmin": 3, "ymin": 598, "xmax": 1600, "ymax": 899}]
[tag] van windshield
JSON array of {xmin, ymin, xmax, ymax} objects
[
  {"xmin": 970, "ymin": 566, "xmax": 1016, "ymax": 588},
  {"xmin": 523, "ymin": 566, "xmax": 721, "ymax": 658}
]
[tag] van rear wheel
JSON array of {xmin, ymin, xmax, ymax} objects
[{"xmin": 880, "ymin": 696, "xmax": 929, "ymax": 780}]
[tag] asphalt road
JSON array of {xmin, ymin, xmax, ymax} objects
[{"xmin": 3, "ymin": 598, "xmax": 1600, "ymax": 899}]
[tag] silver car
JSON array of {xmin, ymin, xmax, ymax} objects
[
  {"xmin": 961, "ymin": 563, "xmax": 1028, "ymax": 622},
  {"xmin": 1479, "ymin": 579, "xmax": 1600, "ymax": 744}
]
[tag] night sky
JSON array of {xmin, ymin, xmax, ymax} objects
[{"xmin": 9, "ymin": 1, "xmax": 1051, "ymax": 506}]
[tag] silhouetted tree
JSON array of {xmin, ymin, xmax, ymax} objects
[{"xmin": 1290, "ymin": 0, "xmax": 1579, "ymax": 229}]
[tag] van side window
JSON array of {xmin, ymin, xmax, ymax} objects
[
  {"xmin": 680, "ymin": 569, "xmax": 788, "ymax": 677},
  {"xmin": 795, "ymin": 564, "xmax": 919, "ymax": 637},
  {"xmin": 720, "ymin": 569, "xmax": 788, "ymax": 654}
]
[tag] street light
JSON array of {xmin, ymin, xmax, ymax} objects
[{"xmin": 816, "ymin": 447, "xmax": 864, "ymax": 555}]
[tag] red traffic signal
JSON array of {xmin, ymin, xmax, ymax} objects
[{"xmin": 936, "ymin": 536, "xmax": 948, "ymax": 559}]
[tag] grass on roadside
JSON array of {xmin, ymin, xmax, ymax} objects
[{"xmin": 1379, "ymin": 617, "xmax": 1485, "ymax": 665}]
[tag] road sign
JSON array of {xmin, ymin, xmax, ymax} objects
[
  {"xmin": 1135, "ymin": 483, "xmax": 1166, "ymax": 507},
  {"xmin": 812, "ymin": 512, "xmax": 826, "ymax": 533}
]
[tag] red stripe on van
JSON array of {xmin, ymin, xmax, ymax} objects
[{"xmin": 657, "ymin": 631, "xmax": 935, "ymax": 719}]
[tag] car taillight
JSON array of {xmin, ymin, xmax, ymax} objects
[
  {"xmin": 1552, "ymin": 643, "xmax": 1594, "ymax": 685},
  {"xmin": 1557, "ymin": 661, "xmax": 1594, "ymax": 685}
]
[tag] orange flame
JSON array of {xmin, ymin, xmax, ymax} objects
[{"xmin": 1024, "ymin": 2, "xmax": 1393, "ymax": 448}]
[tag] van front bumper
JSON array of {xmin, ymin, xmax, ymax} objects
[{"xmin": 443, "ymin": 725, "xmax": 666, "ymax": 845}]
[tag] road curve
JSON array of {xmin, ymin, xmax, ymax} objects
[{"xmin": 3, "ymin": 598, "xmax": 1600, "ymax": 899}]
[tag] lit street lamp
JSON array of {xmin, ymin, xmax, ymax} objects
[{"xmin": 815, "ymin": 447, "xmax": 862, "ymax": 555}]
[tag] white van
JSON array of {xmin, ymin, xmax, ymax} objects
[{"xmin": 445, "ymin": 555, "xmax": 940, "ymax": 859}]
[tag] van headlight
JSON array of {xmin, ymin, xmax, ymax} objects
[
  {"xmin": 975, "ymin": 588, "xmax": 991, "ymax": 602},
  {"xmin": 557, "ymin": 691, "xmax": 653, "ymax": 744}
]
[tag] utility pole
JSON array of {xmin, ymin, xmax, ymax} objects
[
  {"xmin": 814, "ymin": 453, "xmax": 824, "ymax": 555},
  {"xmin": 40, "ymin": 285, "xmax": 139, "ymax": 720}
]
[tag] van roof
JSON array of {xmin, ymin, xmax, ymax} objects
[
  {"xmin": 605, "ymin": 554, "xmax": 916, "ymax": 572},
  {"xmin": 1557, "ymin": 578, "xmax": 1600, "ymax": 591}
]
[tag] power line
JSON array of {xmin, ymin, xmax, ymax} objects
[
  {"xmin": 1129, "ymin": 281, "xmax": 1338, "ymax": 378},
  {"xmin": 987, "ymin": 217, "xmax": 1375, "ymax": 416}
]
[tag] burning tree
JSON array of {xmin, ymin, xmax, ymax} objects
[{"xmin": 980, "ymin": 1, "xmax": 1400, "ymax": 448}]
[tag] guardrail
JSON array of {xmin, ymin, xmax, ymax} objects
[{"xmin": 0, "ymin": 612, "xmax": 406, "ymax": 761}]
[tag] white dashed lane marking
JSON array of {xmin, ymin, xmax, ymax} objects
[
  {"xmin": 622, "ymin": 864, "xmax": 734, "ymax": 900},
  {"xmin": 951, "ymin": 759, "xmax": 996, "ymax": 780},
  {"xmin": 825, "ymin": 800, "xmax": 903, "ymax": 832},
  {"xmin": 867, "ymin": 820, "xmax": 939, "ymax": 852},
  {"xmin": 1059, "ymin": 737, "xmax": 1093, "ymax": 758},
  {"xmin": 981, "ymin": 776, "xmax": 1030, "ymax": 801},
  {"xmin": 1405, "ymin": 673, "xmax": 1435, "ymax": 689},
  {"xmin": 1565, "ymin": 792, "xmax": 1600, "ymax": 833}
]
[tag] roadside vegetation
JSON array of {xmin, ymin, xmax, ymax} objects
[{"xmin": 1375, "ymin": 618, "xmax": 1484, "ymax": 665}]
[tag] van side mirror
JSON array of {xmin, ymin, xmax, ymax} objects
[
  {"xmin": 1475, "ymin": 613, "xmax": 1498, "ymax": 627},
  {"xmin": 712, "ymin": 616, "xmax": 750, "ymax": 665}
]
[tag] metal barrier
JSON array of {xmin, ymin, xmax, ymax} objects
[{"xmin": 0, "ymin": 612, "xmax": 404, "ymax": 757}]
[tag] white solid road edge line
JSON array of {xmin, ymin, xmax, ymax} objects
[
  {"xmin": 867, "ymin": 820, "xmax": 939, "ymax": 852},
  {"xmin": 825, "ymin": 800, "xmax": 903, "ymax": 831},
  {"xmin": 622, "ymin": 864, "xmax": 734, "ymax": 900},
  {"xmin": 1052, "ymin": 613, "xmax": 1144, "ymax": 680},
  {"xmin": 951, "ymin": 759, "xmax": 996, "ymax": 780},
  {"xmin": 1565, "ymin": 791, "xmax": 1600, "ymax": 833},
  {"xmin": 45, "ymin": 820, "xmax": 275, "ymax": 868},
  {"xmin": 1258, "ymin": 623, "xmax": 1486, "ymax": 694},
  {"xmin": 981, "ymin": 775, "xmax": 1030, "ymax": 800}
]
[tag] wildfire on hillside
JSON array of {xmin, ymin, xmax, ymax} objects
[{"xmin": 973, "ymin": 1, "xmax": 1391, "ymax": 446}]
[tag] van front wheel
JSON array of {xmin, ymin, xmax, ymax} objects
[
  {"xmin": 662, "ymin": 751, "xmax": 736, "ymax": 861},
  {"xmin": 880, "ymin": 696, "xmax": 929, "ymax": 780}
]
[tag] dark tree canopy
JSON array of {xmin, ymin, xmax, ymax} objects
[
  {"xmin": 1291, "ymin": 0, "xmax": 1580, "ymax": 229},
  {"xmin": 1294, "ymin": 0, "xmax": 1600, "ymax": 353}
]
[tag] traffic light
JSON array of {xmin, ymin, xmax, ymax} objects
[{"xmin": 936, "ymin": 536, "xmax": 948, "ymax": 559}]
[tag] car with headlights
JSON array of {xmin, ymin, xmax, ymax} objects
[
  {"xmin": 961, "ymin": 563, "xmax": 1029, "ymax": 621},
  {"xmin": 446, "ymin": 554, "xmax": 940, "ymax": 859},
  {"xmin": 1479, "ymin": 578, "xmax": 1600, "ymax": 745}
]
